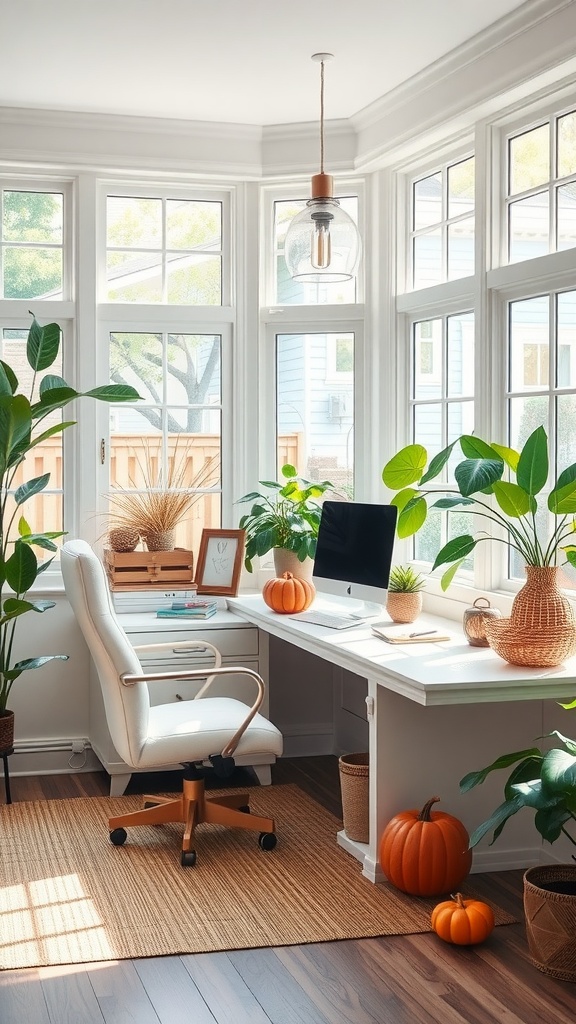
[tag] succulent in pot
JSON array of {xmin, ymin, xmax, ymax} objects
[{"xmin": 386, "ymin": 564, "xmax": 426, "ymax": 624}]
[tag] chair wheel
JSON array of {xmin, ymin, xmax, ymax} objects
[
  {"xmin": 109, "ymin": 827, "xmax": 127, "ymax": 846},
  {"xmin": 259, "ymin": 831, "xmax": 277, "ymax": 851},
  {"xmin": 181, "ymin": 849, "xmax": 197, "ymax": 866}
]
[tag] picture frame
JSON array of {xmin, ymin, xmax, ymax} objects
[{"xmin": 195, "ymin": 529, "xmax": 245, "ymax": 596}]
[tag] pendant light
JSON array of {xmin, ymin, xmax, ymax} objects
[{"xmin": 284, "ymin": 53, "xmax": 361, "ymax": 283}]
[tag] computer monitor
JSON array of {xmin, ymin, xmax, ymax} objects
[{"xmin": 312, "ymin": 500, "xmax": 398, "ymax": 616}]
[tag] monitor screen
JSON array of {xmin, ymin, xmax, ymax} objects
[{"xmin": 312, "ymin": 501, "xmax": 397, "ymax": 613}]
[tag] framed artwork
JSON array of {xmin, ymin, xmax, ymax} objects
[{"xmin": 195, "ymin": 529, "xmax": 245, "ymax": 596}]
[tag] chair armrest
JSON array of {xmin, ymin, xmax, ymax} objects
[{"xmin": 120, "ymin": 663, "xmax": 265, "ymax": 759}]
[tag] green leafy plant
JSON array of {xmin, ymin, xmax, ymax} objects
[
  {"xmin": 0, "ymin": 315, "xmax": 140, "ymax": 714},
  {"xmin": 382, "ymin": 426, "xmax": 576, "ymax": 589},
  {"xmin": 388, "ymin": 564, "xmax": 426, "ymax": 593},
  {"xmin": 237, "ymin": 464, "xmax": 334, "ymax": 572},
  {"xmin": 460, "ymin": 708, "xmax": 576, "ymax": 858}
]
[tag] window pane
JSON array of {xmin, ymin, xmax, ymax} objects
[
  {"xmin": 509, "ymin": 296, "xmax": 549, "ymax": 391},
  {"xmin": 107, "ymin": 196, "xmax": 162, "ymax": 248},
  {"xmin": 556, "ymin": 183, "xmax": 576, "ymax": 251},
  {"xmin": 509, "ymin": 124, "xmax": 549, "ymax": 194},
  {"xmin": 413, "ymin": 319, "xmax": 442, "ymax": 400},
  {"xmin": 447, "ymin": 312, "xmax": 474, "ymax": 397},
  {"xmin": 448, "ymin": 217, "xmax": 474, "ymax": 279},
  {"xmin": 107, "ymin": 251, "xmax": 163, "ymax": 302},
  {"xmin": 414, "ymin": 507, "xmax": 441, "ymax": 564},
  {"xmin": 274, "ymin": 196, "xmax": 358, "ymax": 305},
  {"xmin": 557, "ymin": 291, "xmax": 576, "ymax": 388},
  {"xmin": 413, "ymin": 173, "xmax": 442, "ymax": 229},
  {"xmin": 448, "ymin": 158, "xmax": 475, "ymax": 218},
  {"xmin": 276, "ymin": 332, "xmax": 354, "ymax": 495},
  {"xmin": 509, "ymin": 394, "xmax": 548, "ymax": 451},
  {"xmin": 166, "ymin": 253, "xmax": 221, "ymax": 304},
  {"xmin": 110, "ymin": 332, "xmax": 163, "ymax": 401},
  {"xmin": 4, "ymin": 190, "xmax": 63, "ymax": 243},
  {"xmin": 508, "ymin": 193, "xmax": 549, "ymax": 263},
  {"xmin": 557, "ymin": 393, "xmax": 576, "ymax": 475},
  {"xmin": 165, "ymin": 199, "xmax": 221, "ymax": 250},
  {"xmin": 557, "ymin": 111, "xmax": 576, "ymax": 178},
  {"xmin": 413, "ymin": 229, "xmax": 442, "ymax": 288},
  {"xmin": 167, "ymin": 334, "xmax": 221, "ymax": 407},
  {"xmin": 3, "ymin": 246, "xmax": 62, "ymax": 299},
  {"xmin": 414, "ymin": 402, "xmax": 442, "ymax": 455}
]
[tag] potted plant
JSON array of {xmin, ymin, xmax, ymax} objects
[
  {"xmin": 0, "ymin": 315, "xmax": 140, "ymax": 751},
  {"xmin": 460, "ymin": 714, "xmax": 576, "ymax": 980},
  {"xmin": 237, "ymin": 464, "xmax": 334, "ymax": 580},
  {"xmin": 386, "ymin": 564, "xmax": 426, "ymax": 623},
  {"xmin": 382, "ymin": 426, "xmax": 576, "ymax": 666}
]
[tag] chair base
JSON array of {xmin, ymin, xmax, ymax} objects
[{"xmin": 108, "ymin": 776, "xmax": 276, "ymax": 862}]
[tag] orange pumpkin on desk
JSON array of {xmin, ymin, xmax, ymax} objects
[
  {"xmin": 379, "ymin": 796, "xmax": 472, "ymax": 896},
  {"xmin": 262, "ymin": 572, "xmax": 315, "ymax": 614}
]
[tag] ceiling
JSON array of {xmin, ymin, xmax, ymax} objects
[{"xmin": 2, "ymin": 0, "xmax": 532, "ymax": 127}]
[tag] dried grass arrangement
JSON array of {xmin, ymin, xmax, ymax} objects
[{"xmin": 106, "ymin": 440, "xmax": 219, "ymax": 552}]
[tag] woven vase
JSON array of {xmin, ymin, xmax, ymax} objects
[
  {"xmin": 0, "ymin": 709, "xmax": 15, "ymax": 752},
  {"xmin": 523, "ymin": 865, "xmax": 576, "ymax": 981},
  {"xmin": 485, "ymin": 565, "xmax": 576, "ymax": 668},
  {"xmin": 144, "ymin": 529, "xmax": 175, "ymax": 552}
]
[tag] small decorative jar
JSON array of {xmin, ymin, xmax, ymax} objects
[{"xmin": 463, "ymin": 597, "xmax": 502, "ymax": 648}]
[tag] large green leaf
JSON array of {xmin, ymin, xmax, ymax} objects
[
  {"xmin": 39, "ymin": 373, "xmax": 68, "ymax": 395},
  {"xmin": 397, "ymin": 496, "xmax": 427, "ymax": 538},
  {"xmin": 459, "ymin": 435, "xmax": 502, "ymax": 460},
  {"xmin": 432, "ymin": 534, "xmax": 476, "ymax": 570},
  {"xmin": 454, "ymin": 458, "xmax": 504, "ymax": 496},
  {"xmin": 0, "ymin": 394, "xmax": 32, "ymax": 476},
  {"xmin": 460, "ymin": 748, "xmax": 542, "ymax": 791},
  {"xmin": 467, "ymin": 793, "xmax": 526, "ymax": 848},
  {"xmin": 534, "ymin": 805, "xmax": 572, "ymax": 844},
  {"xmin": 516, "ymin": 425, "xmax": 548, "ymax": 496},
  {"xmin": 419, "ymin": 442, "xmax": 455, "ymax": 486},
  {"xmin": 492, "ymin": 480, "xmax": 534, "ymax": 517},
  {"xmin": 541, "ymin": 748, "xmax": 576, "ymax": 792},
  {"xmin": 440, "ymin": 559, "xmax": 466, "ymax": 590},
  {"xmin": 27, "ymin": 319, "xmax": 61, "ymax": 371},
  {"xmin": 83, "ymin": 385, "xmax": 141, "ymax": 402},
  {"xmin": 548, "ymin": 478, "xmax": 576, "ymax": 514},
  {"xmin": 390, "ymin": 487, "xmax": 418, "ymax": 513},
  {"xmin": 0, "ymin": 361, "xmax": 15, "ymax": 397},
  {"xmin": 432, "ymin": 496, "xmax": 475, "ymax": 509},
  {"xmin": 280, "ymin": 464, "xmax": 296, "ymax": 478},
  {"xmin": 382, "ymin": 445, "xmax": 428, "ymax": 489},
  {"xmin": 491, "ymin": 442, "xmax": 520, "ymax": 471},
  {"xmin": 30, "ymin": 386, "xmax": 79, "ymax": 417},
  {"xmin": 13, "ymin": 654, "xmax": 68, "ymax": 672},
  {"xmin": 4, "ymin": 543, "xmax": 38, "ymax": 595},
  {"xmin": 14, "ymin": 473, "xmax": 50, "ymax": 506}
]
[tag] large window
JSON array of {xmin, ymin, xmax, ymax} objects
[
  {"xmin": 411, "ymin": 157, "xmax": 475, "ymax": 289},
  {"xmin": 1, "ymin": 186, "xmax": 66, "ymax": 300}
]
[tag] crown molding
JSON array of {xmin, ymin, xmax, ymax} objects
[{"xmin": 261, "ymin": 119, "xmax": 356, "ymax": 177}]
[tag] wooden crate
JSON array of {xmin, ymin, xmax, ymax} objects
[{"xmin": 104, "ymin": 548, "xmax": 194, "ymax": 591}]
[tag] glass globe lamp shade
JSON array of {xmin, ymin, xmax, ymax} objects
[{"xmin": 284, "ymin": 195, "xmax": 361, "ymax": 283}]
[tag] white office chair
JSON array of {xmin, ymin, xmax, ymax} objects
[{"xmin": 61, "ymin": 539, "xmax": 283, "ymax": 866}]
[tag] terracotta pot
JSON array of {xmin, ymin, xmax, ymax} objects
[
  {"xmin": 485, "ymin": 565, "xmax": 576, "ymax": 668},
  {"xmin": 523, "ymin": 864, "xmax": 576, "ymax": 981},
  {"xmin": 386, "ymin": 591, "xmax": 423, "ymax": 624},
  {"xmin": 0, "ymin": 709, "xmax": 15, "ymax": 752},
  {"xmin": 273, "ymin": 548, "xmax": 314, "ymax": 583}
]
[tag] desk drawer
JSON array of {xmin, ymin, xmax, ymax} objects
[{"xmin": 130, "ymin": 626, "xmax": 259, "ymax": 659}]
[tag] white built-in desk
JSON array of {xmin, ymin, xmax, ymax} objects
[{"xmin": 228, "ymin": 593, "xmax": 576, "ymax": 882}]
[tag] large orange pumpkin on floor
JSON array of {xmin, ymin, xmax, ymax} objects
[
  {"xmin": 262, "ymin": 571, "xmax": 315, "ymax": 614},
  {"xmin": 379, "ymin": 796, "xmax": 472, "ymax": 896},
  {"xmin": 431, "ymin": 892, "xmax": 495, "ymax": 945}
]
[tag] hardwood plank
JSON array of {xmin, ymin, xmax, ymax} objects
[
  {"xmin": 133, "ymin": 956, "xmax": 218, "ymax": 1024},
  {"xmin": 84, "ymin": 961, "xmax": 160, "ymax": 1024},
  {"xmin": 39, "ymin": 965, "xmax": 106, "ymax": 1024},
  {"xmin": 181, "ymin": 951, "xmax": 272, "ymax": 1024},
  {"xmin": 0, "ymin": 968, "xmax": 52, "ymax": 1023},
  {"xmin": 228, "ymin": 946, "xmax": 333, "ymax": 1024}
]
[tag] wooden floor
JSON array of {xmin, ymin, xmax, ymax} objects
[{"xmin": 3, "ymin": 756, "xmax": 576, "ymax": 1023}]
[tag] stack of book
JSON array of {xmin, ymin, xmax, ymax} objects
[
  {"xmin": 156, "ymin": 599, "xmax": 219, "ymax": 620},
  {"xmin": 113, "ymin": 588, "xmax": 198, "ymax": 614}
]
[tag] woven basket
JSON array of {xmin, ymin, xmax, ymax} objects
[
  {"xmin": 523, "ymin": 865, "xmax": 576, "ymax": 981},
  {"xmin": 0, "ymin": 710, "xmax": 15, "ymax": 752},
  {"xmin": 386, "ymin": 592, "xmax": 423, "ymax": 624},
  {"xmin": 485, "ymin": 566, "xmax": 576, "ymax": 668},
  {"xmin": 338, "ymin": 752, "xmax": 369, "ymax": 843}
]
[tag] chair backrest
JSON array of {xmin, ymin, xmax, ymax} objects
[{"xmin": 61, "ymin": 540, "xmax": 149, "ymax": 767}]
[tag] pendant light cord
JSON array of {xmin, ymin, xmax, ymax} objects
[{"xmin": 319, "ymin": 59, "xmax": 325, "ymax": 175}]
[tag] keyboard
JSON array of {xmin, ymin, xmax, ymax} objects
[{"xmin": 290, "ymin": 610, "xmax": 367, "ymax": 630}]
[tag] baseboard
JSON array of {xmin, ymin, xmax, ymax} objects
[
  {"xmin": 470, "ymin": 846, "xmax": 545, "ymax": 873},
  {"xmin": 9, "ymin": 738, "xmax": 102, "ymax": 776}
]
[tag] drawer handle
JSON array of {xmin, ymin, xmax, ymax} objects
[
  {"xmin": 172, "ymin": 646, "xmax": 209, "ymax": 656},
  {"xmin": 175, "ymin": 693, "xmax": 183, "ymax": 701}
]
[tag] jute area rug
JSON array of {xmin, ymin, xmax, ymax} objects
[{"xmin": 1, "ymin": 784, "xmax": 515, "ymax": 970}]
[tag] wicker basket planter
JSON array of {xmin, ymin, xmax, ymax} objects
[
  {"xmin": 386, "ymin": 591, "xmax": 423, "ymax": 624},
  {"xmin": 0, "ymin": 709, "xmax": 15, "ymax": 752},
  {"xmin": 485, "ymin": 566, "xmax": 576, "ymax": 668},
  {"xmin": 523, "ymin": 865, "xmax": 576, "ymax": 981},
  {"xmin": 338, "ymin": 752, "xmax": 369, "ymax": 843}
]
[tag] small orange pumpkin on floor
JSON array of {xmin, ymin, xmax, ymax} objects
[
  {"xmin": 379, "ymin": 796, "xmax": 472, "ymax": 896},
  {"xmin": 431, "ymin": 892, "xmax": 495, "ymax": 945},
  {"xmin": 262, "ymin": 571, "xmax": 315, "ymax": 614}
]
